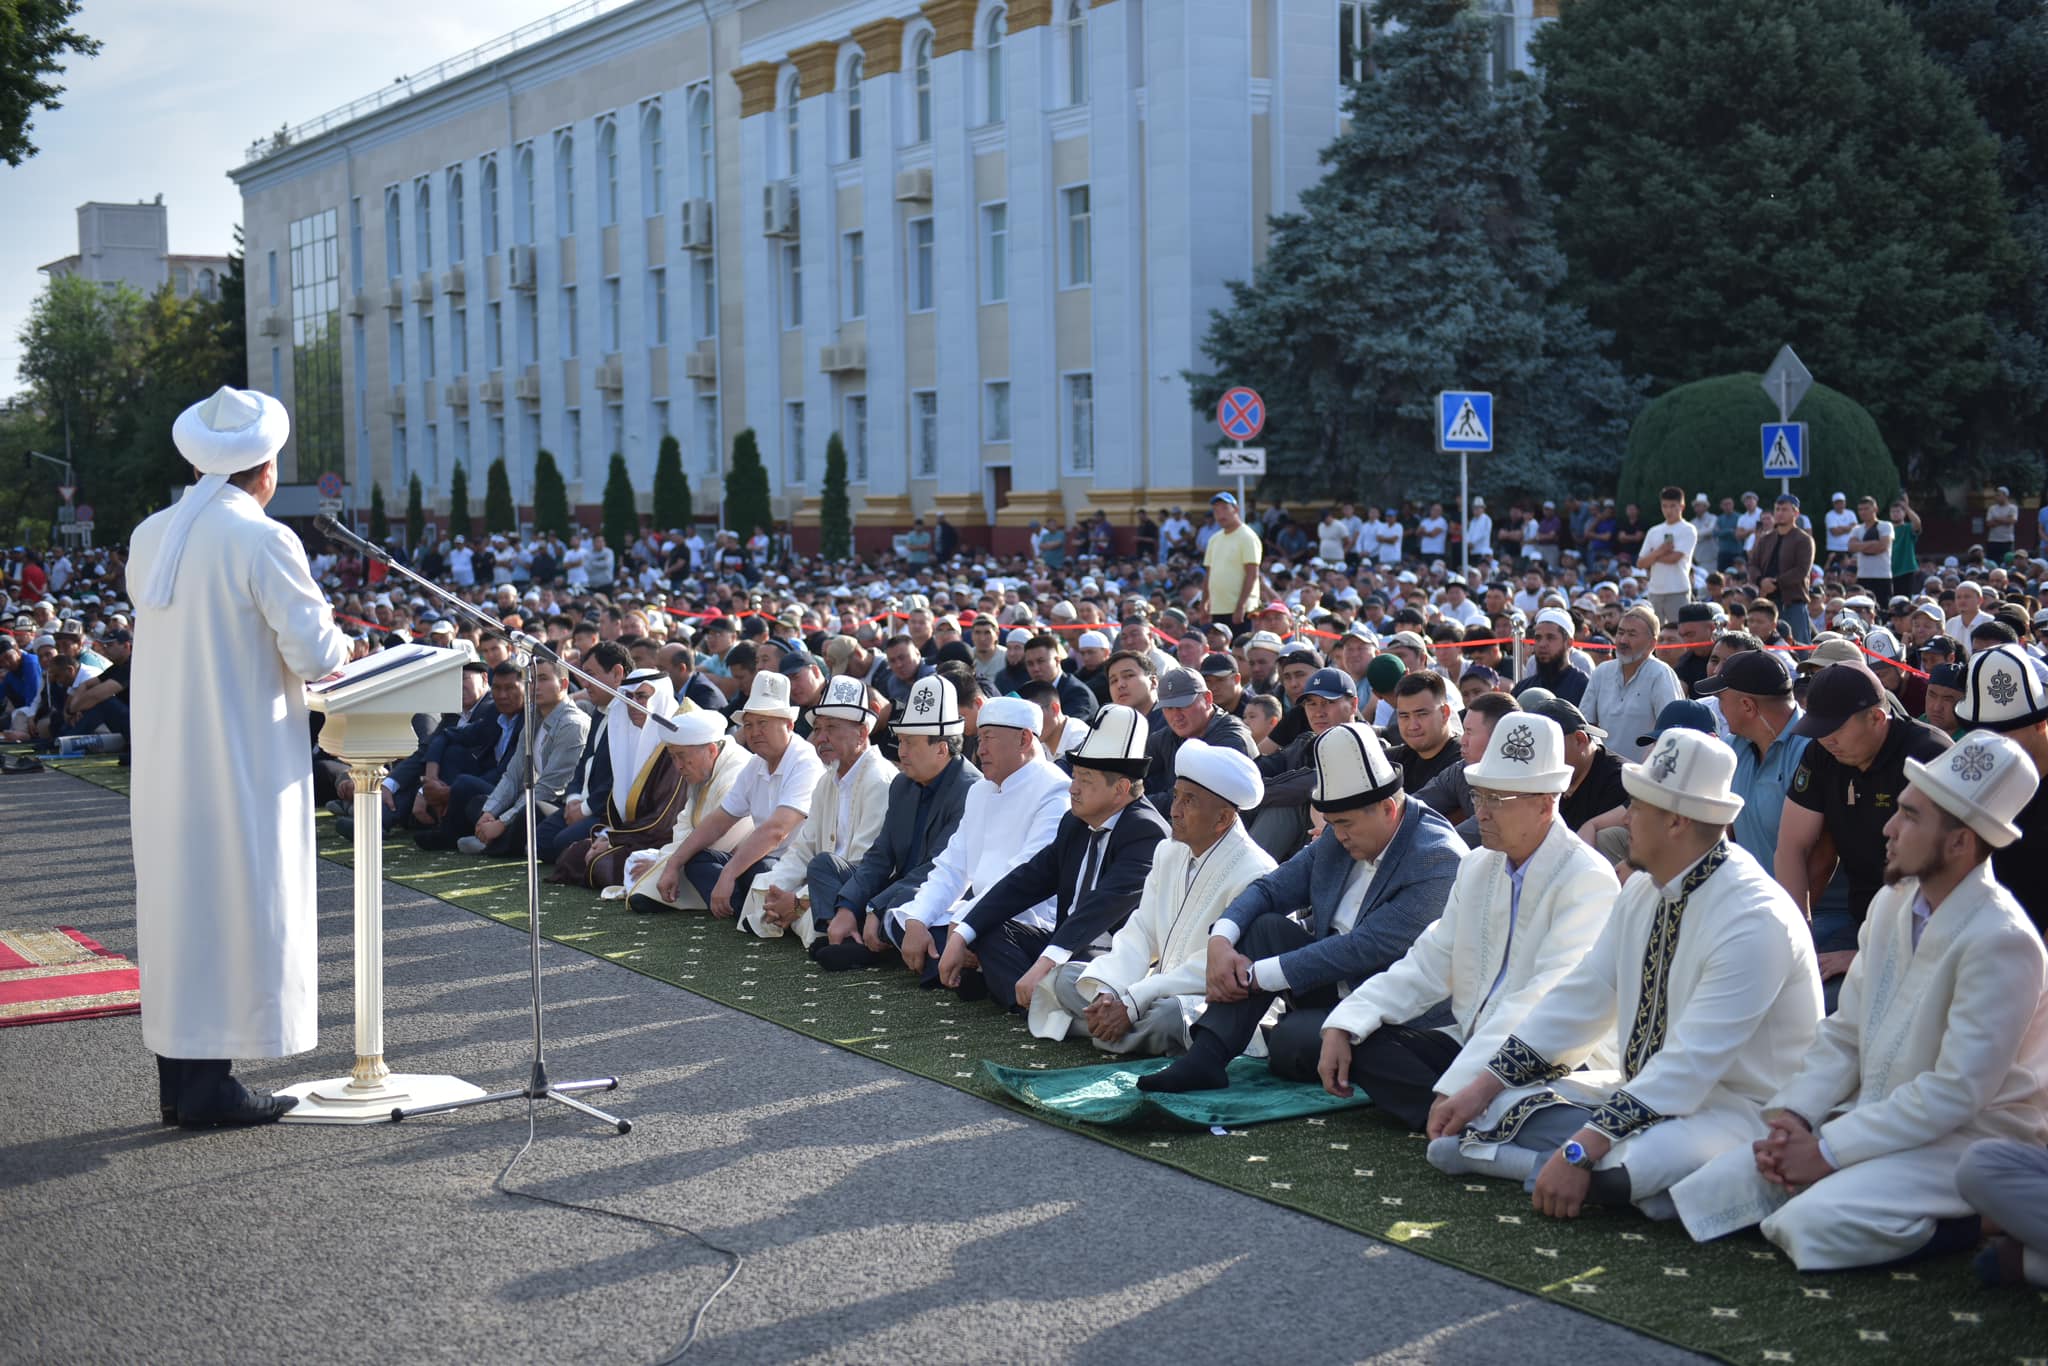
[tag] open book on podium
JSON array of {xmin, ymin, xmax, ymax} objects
[{"xmin": 307, "ymin": 643, "xmax": 464, "ymax": 764}]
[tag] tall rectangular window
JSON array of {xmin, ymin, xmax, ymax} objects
[
  {"xmin": 785, "ymin": 400, "xmax": 806, "ymax": 485},
  {"xmin": 844, "ymin": 394, "xmax": 868, "ymax": 481},
  {"xmin": 556, "ymin": 130, "xmax": 577, "ymax": 237},
  {"xmin": 981, "ymin": 202, "xmax": 1008, "ymax": 302},
  {"xmin": 489, "ymin": 413, "xmax": 506, "ymax": 468},
  {"xmin": 1065, "ymin": 372, "xmax": 1094, "ymax": 472},
  {"xmin": 487, "ymin": 300, "xmax": 504, "ymax": 370},
  {"xmin": 482, "ymin": 156, "xmax": 501, "ymax": 254},
  {"xmin": 604, "ymin": 401, "xmax": 623, "ymax": 461},
  {"xmin": 268, "ymin": 249, "xmax": 279, "ymax": 306},
  {"xmin": 913, "ymin": 390, "xmax": 938, "ymax": 476},
  {"xmin": 908, "ymin": 217, "xmax": 934, "ymax": 312},
  {"xmin": 649, "ymin": 267, "xmax": 668, "ymax": 345},
  {"xmin": 1062, "ymin": 185, "xmax": 1092, "ymax": 287},
  {"xmin": 392, "ymin": 421, "xmax": 408, "ymax": 487},
  {"xmin": 271, "ymin": 345, "xmax": 282, "ymax": 393},
  {"xmin": 451, "ymin": 304, "xmax": 468, "ymax": 374},
  {"xmin": 518, "ymin": 293, "xmax": 539, "ymax": 364},
  {"xmin": 523, "ymin": 409, "xmax": 542, "ymax": 468},
  {"xmin": 423, "ymin": 419, "xmax": 439, "ymax": 485},
  {"xmin": 348, "ymin": 198, "xmax": 364, "ymax": 290},
  {"xmin": 455, "ymin": 417, "xmax": 469, "ymax": 475},
  {"xmin": 984, "ymin": 380, "xmax": 1011, "ymax": 443},
  {"xmin": 601, "ymin": 276, "xmax": 621, "ymax": 353},
  {"xmin": 564, "ymin": 408, "xmax": 582, "ymax": 479},
  {"xmin": 560, "ymin": 286, "xmax": 579, "ymax": 357},
  {"xmin": 696, "ymin": 395, "xmax": 719, "ymax": 473},
  {"xmin": 1339, "ymin": 1, "xmax": 1372, "ymax": 85},
  {"xmin": 780, "ymin": 244, "xmax": 803, "ymax": 330},
  {"xmin": 448, "ymin": 168, "xmax": 465, "ymax": 263},
  {"xmin": 389, "ymin": 318, "xmax": 406, "ymax": 384},
  {"xmin": 421, "ymin": 313, "xmax": 436, "ymax": 379},
  {"xmin": 650, "ymin": 397, "xmax": 669, "ymax": 440},
  {"xmin": 385, "ymin": 188, "xmax": 403, "ymax": 278},
  {"xmin": 842, "ymin": 231, "xmax": 865, "ymax": 321},
  {"xmin": 693, "ymin": 256, "xmax": 717, "ymax": 338},
  {"xmin": 415, "ymin": 179, "xmax": 433, "ymax": 272}
]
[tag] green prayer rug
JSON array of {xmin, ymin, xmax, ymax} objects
[{"xmin": 984, "ymin": 1055, "xmax": 1373, "ymax": 1128}]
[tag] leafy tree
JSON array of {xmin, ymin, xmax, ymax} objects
[
  {"xmin": 1619, "ymin": 374, "xmax": 1897, "ymax": 514},
  {"xmin": 368, "ymin": 482, "xmax": 388, "ymax": 543},
  {"xmin": 447, "ymin": 461, "xmax": 471, "ymax": 541},
  {"xmin": 652, "ymin": 432, "xmax": 692, "ymax": 529},
  {"xmin": 725, "ymin": 427, "xmax": 772, "ymax": 538},
  {"xmin": 534, "ymin": 448, "xmax": 571, "ymax": 539},
  {"xmin": 1533, "ymin": 0, "xmax": 2017, "ymax": 476},
  {"xmin": 819, "ymin": 431, "xmax": 852, "ymax": 561},
  {"xmin": 0, "ymin": 0, "xmax": 100, "ymax": 167},
  {"xmin": 483, "ymin": 457, "xmax": 515, "ymax": 533},
  {"xmin": 599, "ymin": 451, "xmax": 635, "ymax": 548},
  {"xmin": 405, "ymin": 473, "xmax": 425, "ymax": 547},
  {"xmin": 1187, "ymin": 0, "xmax": 1639, "ymax": 505}
]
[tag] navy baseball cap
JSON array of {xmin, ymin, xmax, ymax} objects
[
  {"xmin": 1302, "ymin": 667, "xmax": 1357, "ymax": 700},
  {"xmin": 1637, "ymin": 698, "xmax": 1718, "ymax": 749},
  {"xmin": 1776, "ymin": 492, "xmax": 1801, "ymax": 508}
]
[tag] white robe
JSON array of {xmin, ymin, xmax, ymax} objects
[
  {"xmin": 892, "ymin": 754, "xmax": 1070, "ymax": 932},
  {"xmin": 1324, "ymin": 815, "xmax": 1619, "ymax": 1097},
  {"xmin": 127, "ymin": 486, "xmax": 350, "ymax": 1058},
  {"xmin": 1457, "ymin": 843, "xmax": 1823, "ymax": 1201},
  {"xmin": 1672, "ymin": 863, "xmax": 2048, "ymax": 1268},
  {"xmin": 737, "ymin": 745, "xmax": 897, "ymax": 943},
  {"xmin": 1040, "ymin": 820, "xmax": 1277, "ymax": 1041},
  {"xmin": 620, "ymin": 738, "xmax": 755, "ymax": 908}
]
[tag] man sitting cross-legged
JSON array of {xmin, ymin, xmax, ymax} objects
[
  {"xmin": 1673, "ymin": 730, "xmax": 2048, "ymax": 1269},
  {"xmin": 1317, "ymin": 713, "xmax": 1618, "ymax": 1131},
  {"xmin": 936, "ymin": 705, "xmax": 1170, "ymax": 1011},
  {"xmin": 1045, "ymin": 740, "xmax": 1276, "ymax": 1054},
  {"xmin": 620, "ymin": 707, "xmax": 754, "ymax": 909},
  {"xmin": 1139, "ymin": 721, "xmax": 1467, "ymax": 1092},
  {"xmin": 737, "ymin": 675, "xmax": 897, "ymax": 942},
  {"xmin": 456, "ymin": 657, "xmax": 592, "ymax": 856},
  {"xmin": 1428, "ymin": 729, "xmax": 1823, "ymax": 1222}
]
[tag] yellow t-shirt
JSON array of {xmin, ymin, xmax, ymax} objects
[{"xmin": 1204, "ymin": 524, "xmax": 1263, "ymax": 615}]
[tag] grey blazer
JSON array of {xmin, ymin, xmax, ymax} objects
[{"xmin": 484, "ymin": 700, "xmax": 593, "ymax": 820}]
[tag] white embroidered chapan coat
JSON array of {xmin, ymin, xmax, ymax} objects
[
  {"xmin": 623, "ymin": 736, "xmax": 756, "ymax": 908},
  {"xmin": 1458, "ymin": 842, "xmax": 1823, "ymax": 1201},
  {"xmin": 1322, "ymin": 814, "xmax": 1619, "ymax": 1096},
  {"xmin": 737, "ymin": 744, "xmax": 897, "ymax": 942},
  {"xmin": 128, "ymin": 486, "xmax": 350, "ymax": 1058},
  {"xmin": 1672, "ymin": 862, "xmax": 2048, "ymax": 1268},
  {"xmin": 1043, "ymin": 819, "xmax": 1277, "ymax": 1042}
]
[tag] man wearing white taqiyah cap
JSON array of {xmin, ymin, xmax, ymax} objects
[
  {"xmin": 1514, "ymin": 607, "xmax": 1590, "ymax": 707},
  {"xmin": 616, "ymin": 702, "xmax": 753, "ymax": 910},
  {"xmin": 1040, "ymin": 741, "xmax": 1278, "ymax": 1054},
  {"xmin": 887, "ymin": 690, "xmax": 1070, "ymax": 983},
  {"xmin": 736, "ymin": 675, "xmax": 898, "ymax": 943},
  {"xmin": 1431, "ymin": 729, "xmax": 1823, "ymax": 1223},
  {"xmin": 1317, "ymin": 715, "xmax": 1620, "ymax": 1132},
  {"xmin": 1674, "ymin": 730, "xmax": 2048, "ymax": 1270},
  {"xmin": 1139, "ymin": 721, "xmax": 1468, "ymax": 1093},
  {"xmin": 1952, "ymin": 643, "xmax": 2048, "ymax": 933},
  {"xmin": 126, "ymin": 387, "xmax": 351, "ymax": 1127},
  {"xmin": 937, "ymin": 705, "xmax": 1171, "ymax": 1010}
]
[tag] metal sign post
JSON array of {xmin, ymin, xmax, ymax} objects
[
  {"xmin": 1437, "ymin": 391, "xmax": 1495, "ymax": 582},
  {"xmin": 1760, "ymin": 345, "xmax": 1813, "ymax": 501},
  {"xmin": 1216, "ymin": 387, "xmax": 1266, "ymax": 512}
]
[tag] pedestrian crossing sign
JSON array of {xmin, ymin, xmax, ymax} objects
[
  {"xmin": 1761, "ymin": 422, "xmax": 1806, "ymax": 478},
  {"xmin": 1437, "ymin": 391, "xmax": 1494, "ymax": 453}
]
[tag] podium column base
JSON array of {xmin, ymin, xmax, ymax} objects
[{"xmin": 277, "ymin": 1073, "xmax": 487, "ymax": 1124}]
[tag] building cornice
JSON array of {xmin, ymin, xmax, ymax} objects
[
  {"xmin": 789, "ymin": 40, "xmax": 843, "ymax": 97},
  {"xmin": 1009, "ymin": 0, "xmax": 1053, "ymax": 31},
  {"xmin": 731, "ymin": 61, "xmax": 783, "ymax": 118},
  {"xmin": 920, "ymin": 0, "xmax": 979, "ymax": 57},
  {"xmin": 851, "ymin": 17, "xmax": 908, "ymax": 75}
]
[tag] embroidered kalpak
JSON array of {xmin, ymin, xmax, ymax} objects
[{"xmin": 1621, "ymin": 841, "xmax": 1730, "ymax": 1081}]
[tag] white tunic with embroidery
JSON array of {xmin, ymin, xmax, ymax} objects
[{"xmin": 737, "ymin": 744, "xmax": 897, "ymax": 940}]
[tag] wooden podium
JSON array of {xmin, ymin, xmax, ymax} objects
[{"xmin": 281, "ymin": 644, "xmax": 486, "ymax": 1123}]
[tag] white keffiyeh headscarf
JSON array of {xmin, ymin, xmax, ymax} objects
[{"xmin": 608, "ymin": 670, "xmax": 678, "ymax": 794}]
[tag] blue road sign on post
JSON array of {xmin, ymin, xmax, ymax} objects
[
  {"xmin": 1761, "ymin": 423, "xmax": 1806, "ymax": 479},
  {"xmin": 1438, "ymin": 391, "xmax": 1493, "ymax": 453},
  {"xmin": 1216, "ymin": 387, "xmax": 1265, "ymax": 442}
]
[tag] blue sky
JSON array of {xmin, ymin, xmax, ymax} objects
[{"xmin": 1, "ymin": 0, "xmax": 572, "ymax": 400}]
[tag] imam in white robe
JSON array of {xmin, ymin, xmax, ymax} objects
[
  {"xmin": 1672, "ymin": 862, "xmax": 2048, "ymax": 1268},
  {"xmin": 128, "ymin": 486, "xmax": 350, "ymax": 1058},
  {"xmin": 737, "ymin": 744, "xmax": 897, "ymax": 942},
  {"xmin": 892, "ymin": 754, "xmax": 1070, "ymax": 933}
]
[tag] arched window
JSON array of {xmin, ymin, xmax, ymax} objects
[
  {"xmin": 514, "ymin": 146, "xmax": 536, "ymax": 245},
  {"xmin": 844, "ymin": 55, "xmax": 864, "ymax": 161},
  {"xmin": 640, "ymin": 103, "xmax": 665, "ymax": 216},
  {"xmin": 481, "ymin": 156, "xmax": 501, "ymax": 254},
  {"xmin": 782, "ymin": 74, "xmax": 801, "ymax": 179},
  {"xmin": 690, "ymin": 88, "xmax": 713, "ymax": 199},
  {"xmin": 1062, "ymin": 0, "xmax": 1087, "ymax": 106},
  {"xmin": 984, "ymin": 8, "xmax": 1007, "ymax": 124},
  {"xmin": 197, "ymin": 267, "xmax": 216, "ymax": 299},
  {"xmin": 911, "ymin": 33, "xmax": 933, "ymax": 142},
  {"xmin": 385, "ymin": 187, "xmax": 403, "ymax": 277},
  {"xmin": 447, "ymin": 167, "xmax": 465, "ymax": 263},
  {"xmin": 597, "ymin": 117, "xmax": 619, "ymax": 226},
  {"xmin": 415, "ymin": 180, "xmax": 433, "ymax": 271},
  {"xmin": 555, "ymin": 130, "xmax": 577, "ymax": 236}
]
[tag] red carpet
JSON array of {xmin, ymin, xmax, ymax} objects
[{"xmin": 0, "ymin": 927, "xmax": 141, "ymax": 1027}]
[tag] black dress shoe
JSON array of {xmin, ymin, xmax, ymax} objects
[
  {"xmin": 178, "ymin": 1092, "xmax": 298, "ymax": 1128},
  {"xmin": 627, "ymin": 893, "xmax": 672, "ymax": 914},
  {"xmin": 413, "ymin": 829, "xmax": 461, "ymax": 851},
  {"xmin": 157, "ymin": 1055, "xmax": 182, "ymax": 1126},
  {"xmin": 175, "ymin": 1061, "xmax": 299, "ymax": 1128}
]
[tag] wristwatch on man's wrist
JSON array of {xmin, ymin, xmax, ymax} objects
[{"xmin": 1561, "ymin": 1139, "xmax": 1597, "ymax": 1170}]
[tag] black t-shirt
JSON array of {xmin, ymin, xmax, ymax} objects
[
  {"xmin": 1560, "ymin": 748, "xmax": 1628, "ymax": 831},
  {"xmin": 1789, "ymin": 716, "xmax": 1953, "ymax": 919},
  {"xmin": 1389, "ymin": 738, "xmax": 1460, "ymax": 793},
  {"xmin": 1993, "ymin": 786, "xmax": 2048, "ymax": 938}
]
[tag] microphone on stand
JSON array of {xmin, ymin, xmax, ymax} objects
[{"xmin": 315, "ymin": 513, "xmax": 391, "ymax": 564}]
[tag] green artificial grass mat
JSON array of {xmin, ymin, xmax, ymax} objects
[{"xmin": 56, "ymin": 754, "xmax": 2048, "ymax": 1363}]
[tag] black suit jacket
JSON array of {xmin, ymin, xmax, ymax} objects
[
  {"xmin": 960, "ymin": 799, "xmax": 1170, "ymax": 954},
  {"xmin": 562, "ymin": 709, "xmax": 615, "ymax": 814},
  {"xmin": 835, "ymin": 756, "xmax": 980, "ymax": 916}
]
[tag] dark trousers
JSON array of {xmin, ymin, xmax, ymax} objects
[
  {"xmin": 425, "ymin": 773, "xmax": 495, "ymax": 839},
  {"xmin": 1347, "ymin": 1025, "xmax": 1465, "ymax": 1131},
  {"xmin": 1195, "ymin": 914, "xmax": 1342, "ymax": 1080},
  {"xmin": 969, "ymin": 921, "xmax": 1055, "ymax": 1008},
  {"xmin": 537, "ymin": 807, "xmax": 599, "ymax": 863},
  {"xmin": 684, "ymin": 849, "xmax": 776, "ymax": 909}
]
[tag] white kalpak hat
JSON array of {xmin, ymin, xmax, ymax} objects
[
  {"xmin": 979, "ymin": 695, "xmax": 1043, "ymax": 733},
  {"xmin": 665, "ymin": 708, "xmax": 726, "ymax": 746},
  {"xmin": 1905, "ymin": 729, "xmax": 2039, "ymax": 849},
  {"xmin": 1070, "ymin": 703, "xmax": 1150, "ymax": 779},
  {"xmin": 1955, "ymin": 644, "xmax": 2048, "ymax": 732},
  {"xmin": 813, "ymin": 674, "xmax": 874, "ymax": 730},
  {"xmin": 136, "ymin": 387, "xmax": 291, "ymax": 610},
  {"xmin": 1622, "ymin": 729, "xmax": 1744, "ymax": 825},
  {"xmin": 1175, "ymin": 738, "xmax": 1263, "ymax": 811},
  {"xmin": 894, "ymin": 674, "xmax": 964, "ymax": 736},
  {"xmin": 1311, "ymin": 721, "xmax": 1402, "ymax": 813},
  {"xmin": 739, "ymin": 670, "xmax": 800, "ymax": 721},
  {"xmin": 1466, "ymin": 713, "xmax": 1571, "ymax": 795}
]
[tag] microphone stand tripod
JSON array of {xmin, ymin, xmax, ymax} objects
[{"xmin": 315, "ymin": 517, "xmax": 675, "ymax": 1133}]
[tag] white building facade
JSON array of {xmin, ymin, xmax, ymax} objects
[
  {"xmin": 231, "ymin": 0, "xmax": 1550, "ymax": 547},
  {"xmin": 40, "ymin": 198, "xmax": 230, "ymax": 303}
]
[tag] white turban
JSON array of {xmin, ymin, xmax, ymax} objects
[{"xmin": 135, "ymin": 387, "xmax": 290, "ymax": 610}]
